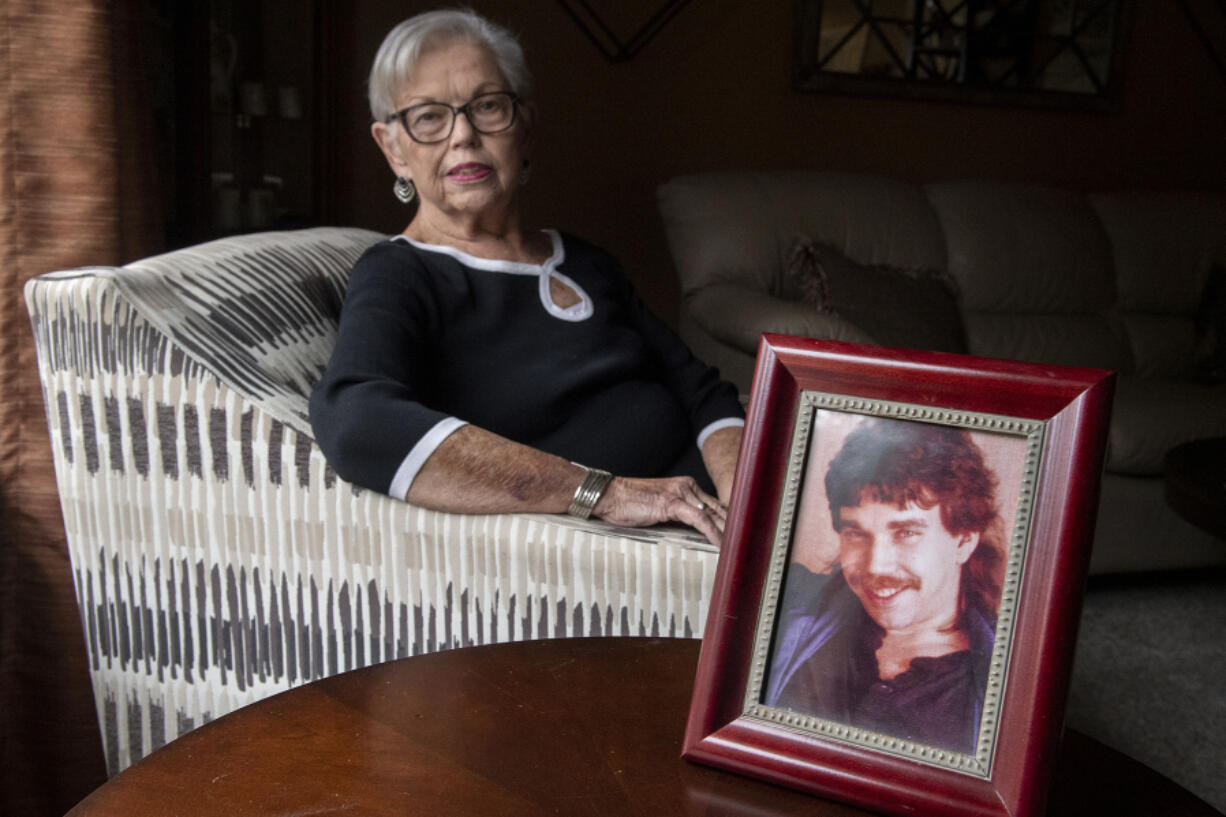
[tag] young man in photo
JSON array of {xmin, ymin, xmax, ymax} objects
[{"xmin": 764, "ymin": 419, "xmax": 1005, "ymax": 754}]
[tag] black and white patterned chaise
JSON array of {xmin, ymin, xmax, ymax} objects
[{"xmin": 24, "ymin": 227, "xmax": 718, "ymax": 776}]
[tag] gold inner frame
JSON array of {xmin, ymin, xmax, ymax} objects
[{"xmin": 742, "ymin": 391, "xmax": 1046, "ymax": 778}]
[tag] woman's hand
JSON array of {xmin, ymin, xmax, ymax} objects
[
  {"xmin": 406, "ymin": 425, "xmax": 731, "ymax": 546},
  {"xmin": 594, "ymin": 476, "xmax": 727, "ymax": 547}
]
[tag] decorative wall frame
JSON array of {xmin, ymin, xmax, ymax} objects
[
  {"xmin": 794, "ymin": 0, "xmax": 1133, "ymax": 111},
  {"xmin": 684, "ymin": 335, "xmax": 1115, "ymax": 817},
  {"xmin": 558, "ymin": 0, "xmax": 692, "ymax": 62},
  {"xmin": 1179, "ymin": 0, "xmax": 1226, "ymax": 83}
]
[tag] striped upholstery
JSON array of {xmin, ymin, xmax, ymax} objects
[{"xmin": 24, "ymin": 227, "xmax": 717, "ymax": 776}]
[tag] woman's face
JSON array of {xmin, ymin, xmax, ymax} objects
[{"xmin": 372, "ymin": 39, "xmax": 532, "ymax": 229}]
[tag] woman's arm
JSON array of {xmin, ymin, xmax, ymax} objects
[
  {"xmin": 701, "ymin": 424, "xmax": 743, "ymax": 503},
  {"xmin": 408, "ymin": 424, "xmax": 728, "ymax": 546},
  {"xmin": 600, "ymin": 251, "xmax": 745, "ymax": 491}
]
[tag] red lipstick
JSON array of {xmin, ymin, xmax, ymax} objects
[{"xmin": 447, "ymin": 163, "xmax": 492, "ymax": 182}]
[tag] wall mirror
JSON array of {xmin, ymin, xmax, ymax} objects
[{"xmin": 794, "ymin": 0, "xmax": 1129, "ymax": 110}]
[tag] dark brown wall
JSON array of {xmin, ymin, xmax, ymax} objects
[{"xmin": 326, "ymin": 2, "xmax": 1226, "ymax": 321}]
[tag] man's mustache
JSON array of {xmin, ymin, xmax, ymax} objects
[{"xmin": 851, "ymin": 573, "xmax": 921, "ymax": 597}]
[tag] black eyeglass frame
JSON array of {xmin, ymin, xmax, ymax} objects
[{"xmin": 386, "ymin": 91, "xmax": 521, "ymax": 144}]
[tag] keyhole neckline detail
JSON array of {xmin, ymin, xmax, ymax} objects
[{"xmin": 394, "ymin": 229, "xmax": 593, "ymax": 322}]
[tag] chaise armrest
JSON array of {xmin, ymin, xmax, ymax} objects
[
  {"xmin": 686, "ymin": 282, "xmax": 876, "ymax": 354},
  {"xmin": 24, "ymin": 228, "xmax": 718, "ymax": 776}
]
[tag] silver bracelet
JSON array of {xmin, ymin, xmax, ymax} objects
[{"xmin": 567, "ymin": 466, "xmax": 614, "ymax": 519}]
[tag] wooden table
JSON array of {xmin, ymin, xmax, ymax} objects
[
  {"xmin": 67, "ymin": 638, "xmax": 1221, "ymax": 816},
  {"xmin": 1165, "ymin": 438, "xmax": 1226, "ymax": 541}
]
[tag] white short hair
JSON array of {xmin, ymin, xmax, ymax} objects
[{"xmin": 368, "ymin": 9, "xmax": 532, "ymax": 124}]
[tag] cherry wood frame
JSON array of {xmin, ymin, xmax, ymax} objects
[{"xmin": 684, "ymin": 335, "xmax": 1116, "ymax": 817}]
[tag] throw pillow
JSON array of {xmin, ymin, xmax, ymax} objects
[
  {"xmin": 783, "ymin": 236, "xmax": 967, "ymax": 354},
  {"xmin": 1193, "ymin": 263, "xmax": 1226, "ymax": 384}
]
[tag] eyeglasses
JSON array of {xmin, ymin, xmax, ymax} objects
[{"xmin": 388, "ymin": 92, "xmax": 520, "ymax": 144}]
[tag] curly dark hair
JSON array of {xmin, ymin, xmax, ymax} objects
[{"xmin": 824, "ymin": 418, "xmax": 1005, "ymax": 623}]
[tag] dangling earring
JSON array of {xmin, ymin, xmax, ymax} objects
[
  {"xmin": 393, "ymin": 176, "xmax": 416, "ymax": 204},
  {"xmin": 519, "ymin": 159, "xmax": 531, "ymax": 187}
]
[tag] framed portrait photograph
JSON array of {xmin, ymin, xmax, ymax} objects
[{"xmin": 684, "ymin": 335, "xmax": 1116, "ymax": 817}]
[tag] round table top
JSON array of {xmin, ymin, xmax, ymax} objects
[
  {"xmin": 67, "ymin": 638, "xmax": 1220, "ymax": 817},
  {"xmin": 1165, "ymin": 437, "xmax": 1226, "ymax": 541}
]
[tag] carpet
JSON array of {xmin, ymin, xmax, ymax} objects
[{"xmin": 1065, "ymin": 571, "xmax": 1226, "ymax": 814}]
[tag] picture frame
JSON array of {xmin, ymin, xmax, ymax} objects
[
  {"xmin": 792, "ymin": 0, "xmax": 1132, "ymax": 113},
  {"xmin": 684, "ymin": 334, "xmax": 1116, "ymax": 817}
]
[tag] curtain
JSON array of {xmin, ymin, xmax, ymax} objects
[{"xmin": 0, "ymin": 2, "xmax": 161, "ymax": 815}]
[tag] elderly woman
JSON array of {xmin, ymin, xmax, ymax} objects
[{"xmin": 309, "ymin": 9, "xmax": 744, "ymax": 545}]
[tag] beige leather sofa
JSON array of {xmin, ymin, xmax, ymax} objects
[{"xmin": 658, "ymin": 171, "xmax": 1226, "ymax": 575}]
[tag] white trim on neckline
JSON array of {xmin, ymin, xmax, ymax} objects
[{"xmin": 393, "ymin": 229, "xmax": 593, "ymax": 321}]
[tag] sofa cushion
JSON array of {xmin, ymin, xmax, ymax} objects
[
  {"xmin": 926, "ymin": 181, "xmax": 1116, "ymax": 313},
  {"xmin": 1120, "ymin": 314, "xmax": 1197, "ymax": 380},
  {"xmin": 1090, "ymin": 192, "xmax": 1226, "ymax": 314},
  {"xmin": 1117, "ymin": 265, "xmax": 1226, "ymax": 383},
  {"xmin": 960, "ymin": 312, "xmax": 1132, "ymax": 372},
  {"xmin": 1107, "ymin": 376, "xmax": 1226, "ymax": 475},
  {"xmin": 658, "ymin": 171, "xmax": 946, "ymax": 298},
  {"xmin": 784, "ymin": 236, "xmax": 966, "ymax": 353},
  {"xmin": 686, "ymin": 282, "xmax": 876, "ymax": 355}
]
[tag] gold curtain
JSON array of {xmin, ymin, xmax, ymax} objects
[{"xmin": 0, "ymin": 2, "xmax": 161, "ymax": 814}]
